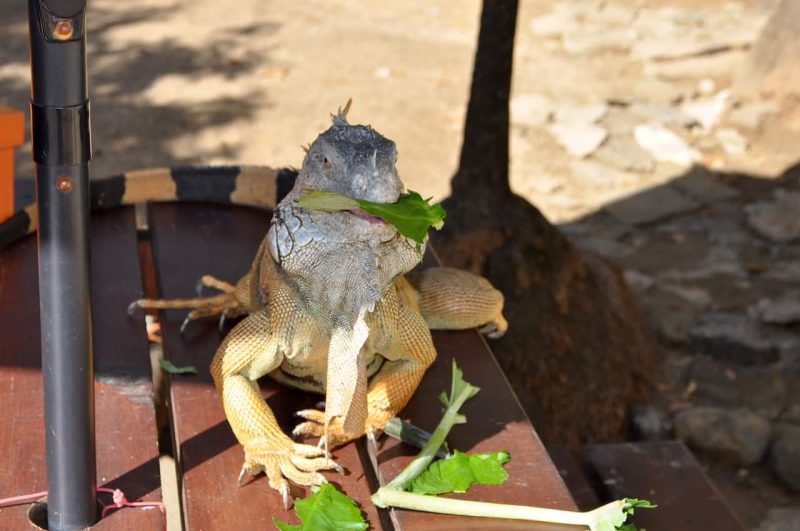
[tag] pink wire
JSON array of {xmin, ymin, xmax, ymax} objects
[{"xmin": 0, "ymin": 487, "xmax": 165, "ymax": 520}]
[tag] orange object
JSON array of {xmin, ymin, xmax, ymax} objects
[{"xmin": 0, "ymin": 106, "xmax": 25, "ymax": 222}]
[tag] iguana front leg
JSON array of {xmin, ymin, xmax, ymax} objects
[
  {"xmin": 210, "ymin": 309, "xmax": 339, "ymax": 507},
  {"xmin": 130, "ymin": 273, "xmax": 257, "ymax": 331},
  {"xmin": 294, "ymin": 290, "xmax": 436, "ymax": 446}
]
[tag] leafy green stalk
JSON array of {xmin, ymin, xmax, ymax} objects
[
  {"xmin": 372, "ymin": 492, "xmax": 651, "ymax": 530},
  {"xmin": 159, "ymin": 359, "xmax": 197, "ymax": 374},
  {"xmin": 381, "ymin": 361, "xmax": 479, "ymax": 491},
  {"xmin": 371, "ymin": 363, "xmax": 656, "ymax": 530}
]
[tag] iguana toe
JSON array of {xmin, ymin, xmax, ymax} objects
[
  {"xmin": 240, "ymin": 437, "xmax": 340, "ymax": 504},
  {"xmin": 292, "ymin": 412, "xmax": 363, "ymax": 448}
]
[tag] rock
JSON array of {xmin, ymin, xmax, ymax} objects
[
  {"xmin": 715, "ymin": 127, "xmax": 748, "ymax": 156},
  {"xmin": 630, "ymin": 404, "xmax": 672, "ymax": 441},
  {"xmin": 592, "ymin": 3, "xmax": 635, "ymax": 25},
  {"xmin": 697, "ymin": 79, "xmax": 715, "ymax": 96},
  {"xmin": 751, "ymin": 291, "xmax": 800, "ymax": 324},
  {"xmin": 548, "ymin": 123, "xmax": 607, "ymax": 158},
  {"xmin": 373, "ymin": 66, "xmax": 392, "ymax": 79},
  {"xmin": 687, "ymin": 313, "xmax": 779, "ymax": 366},
  {"xmin": 632, "ymin": 5, "xmax": 767, "ymax": 61},
  {"xmin": 554, "ymin": 103, "xmax": 608, "ymax": 125},
  {"xmin": 688, "ymin": 356, "xmax": 739, "ymax": 407},
  {"xmin": 680, "ymin": 90, "xmax": 731, "ymax": 130},
  {"xmin": 602, "ymin": 108, "xmax": 645, "ymax": 135},
  {"xmin": 663, "ymin": 353, "xmax": 693, "ymax": 385},
  {"xmin": 726, "ymin": 100, "xmax": 778, "ymax": 131},
  {"xmin": 569, "ymin": 159, "xmax": 638, "ymax": 187},
  {"xmin": 771, "ymin": 426, "xmax": 800, "ymax": 491},
  {"xmin": 737, "ymin": 366, "xmax": 789, "ymax": 419},
  {"xmin": 573, "ymin": 236, "xmax": 633, "ymax": 260},
  {"xmin": 530, "ymin": 11, "xmax": 571, "ymax": 38},
  {"xmin": 643, "ymin": 50, "xmax": 747, "ymax": 81},
  {"xmin": 630, "ymin": 103, "xmax": 697, "ymax": 128},
  {"xmin": 660, "ymin": 284, "xmax": 712, "ymax": 309},
  {"xmin": 623, "ymin": 269, "xmax": 655, "ymax": 292},
  {"xmin": 605, "ymin": 185, "xmax": 700, "ymax": 225},
  {"xmin": 780, "ymin": 404, "xmax": 800, "ymax": 426},
  {"xmin": 628, "ymin": 78, "xmax": 686, "ymax": 105},
  {"xmin": 592, "ymin": 135, "xmax": 655, "ymax": 172},
  {"xmin": 746, "ymin": 191, "xmax": 800, "ymax": 242},
  {"xmin": 634, "ymin": 123, "xmax": 701, "ymax": 167},
  {"xmin": 765, "ymin": 260, "xmax": 800, "ymax": 283},
  {"xmin": 646, "ymin": 297, "xmax": 696, "ymax": 344},
  {"xmin": 511, "ymin": 93, "xmax": 554, "ymax": 128},
  {"xmin": 671, "ymin": 167, "xmax": 739, "ymax": 202},
  {"xmin": 562, "ymin": 28, "xmax": 633, "ymax": 55},
  {"xmin": 754, "ymin": 507, "xmax": 800, "ymax": 531},
  {"xmin": 674, "ymin": 406, "xmax": 771, "ymax": 466}
]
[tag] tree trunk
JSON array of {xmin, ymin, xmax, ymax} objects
[{"xmin": 435, "ymin": 0, "xmax": 656, "ymax": 447}]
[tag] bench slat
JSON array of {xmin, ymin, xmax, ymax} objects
[
  {"xmin": 149, "ymin": 203, "xmax": 381, "ymax": 529},
  {"xmin": 375, "ymin": 328, "xmax": 577, "ymax": 530},
  {"xmin": 584, "ymin": 441, "xmax": 746, "ymax": 531}
]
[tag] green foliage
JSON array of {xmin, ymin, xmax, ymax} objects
[
  {"xmin": 159, "ymin": 359, "xmax": 197, "ymax": 374},
  {"xmin": 296, "ymin": 190, "xmax": 446, "ymax": 246},
  {"xmin": 437, "ymin": 359, "xmax": 480, "ymax": 425},
  {"xmin": 409, "ymin": 450, "xmax": 510, "ymax": 495},
  {"xmin": 272, "ymin": 484, "xmax": 368, "ymax": 531},
  {"xmin": 590, "ymin": 498, "xmax": 657, "ymax": 531}
]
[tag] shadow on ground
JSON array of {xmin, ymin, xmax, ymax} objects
[{"xmin": 0, "ymin": 1, "xmax": 275, "ymax": 180}]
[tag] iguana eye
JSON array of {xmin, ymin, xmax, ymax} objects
[{"xmin": 323, "ymin": 157, "xmax": 331, "ymax": 169}]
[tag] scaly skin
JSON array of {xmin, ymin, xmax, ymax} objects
[{"xmin": 134, "ymin": 104, "xmax": 507, "ymax": 507}]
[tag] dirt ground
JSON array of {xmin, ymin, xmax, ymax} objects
[{"xmin": 2, "ymin": 0, "xmax": 799, "ymax": 529}]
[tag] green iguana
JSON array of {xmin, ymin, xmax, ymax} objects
[{"xmin": 0, "ymin": 103, "xmax": 507, "ymax": 508}]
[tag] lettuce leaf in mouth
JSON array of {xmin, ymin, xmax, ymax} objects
[{"xmin": 295, "ymin": 190, "xmax": 446, "ymax": 246}]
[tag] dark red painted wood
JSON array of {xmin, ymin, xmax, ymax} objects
[
  {"xmin": 149, "ymin": 203, "xmax": 381, "ymax": 530},
  {"xmin": 375, "ymin": 328, "xmax": 578, "ymax": 530}
]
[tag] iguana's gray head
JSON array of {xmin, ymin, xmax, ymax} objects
[
  {"xmin": 268, "ymin": 102, "xmax": 422, "ymax": 320},
  {"xmin": 294, "ymin": 102, "xmax": 402, "ymax": 203}
]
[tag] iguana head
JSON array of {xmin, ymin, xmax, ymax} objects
[
  {"xmin": 293, "ymin": 100, "xmax": 403, "ymax": 204},
  {"xmin": 268, "ymin": 102, "xmax": 421, "ymax": 319}
]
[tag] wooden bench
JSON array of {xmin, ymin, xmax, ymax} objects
[
  {"xmin": 549, "ymin": 441, "xmax": 747, "ymax": 531},
  {"xmin": 0, "ymin": 200, "xmax": 577, "ymax": 529}
]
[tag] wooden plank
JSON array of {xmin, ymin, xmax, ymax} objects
[
  {"xmin": 374, "ymin": 329, "xmax": 578, "ymax": 530},
  {"xmin": 149, "ymin": 203, "xmax": 381, "ymax": 530},
  {"xmin": 584, "ymin": 441, "xmax": 746, "ymax": 531},
  {"xmin": 0, "ymin": 208, "xmax": 163, "ymax": 529},
  {"xmin": 546, "ymin": 446, "xmax": 601, "ymax": 511}
]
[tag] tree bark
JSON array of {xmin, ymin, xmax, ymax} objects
[{"xmin": 451, "ymin": 0, "xmax": 516, "ymax": 197}]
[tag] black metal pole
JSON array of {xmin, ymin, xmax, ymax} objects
[{"xmin": 28, "ymin": 0, "xmax": 96, "ymax": 529}]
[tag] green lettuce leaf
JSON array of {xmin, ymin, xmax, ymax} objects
[
  {"xmin": 295, "ymin": 190, "xmax": 446, "ymax": 246},
  {"xmin": 272, "ymin": 483, "xmax": 368, "ymax": 531},
  {"xmin": 159, "ymin": 359, "xmax": 197, "ymax": 374},
  {"xmin": 409, "ymin": 450, "xmax": 510, "ymax": 495}
]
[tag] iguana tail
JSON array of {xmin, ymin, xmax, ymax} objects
[{"xmin": 0, "ymin": 165, "xmax": 298, "ymax": 251}]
